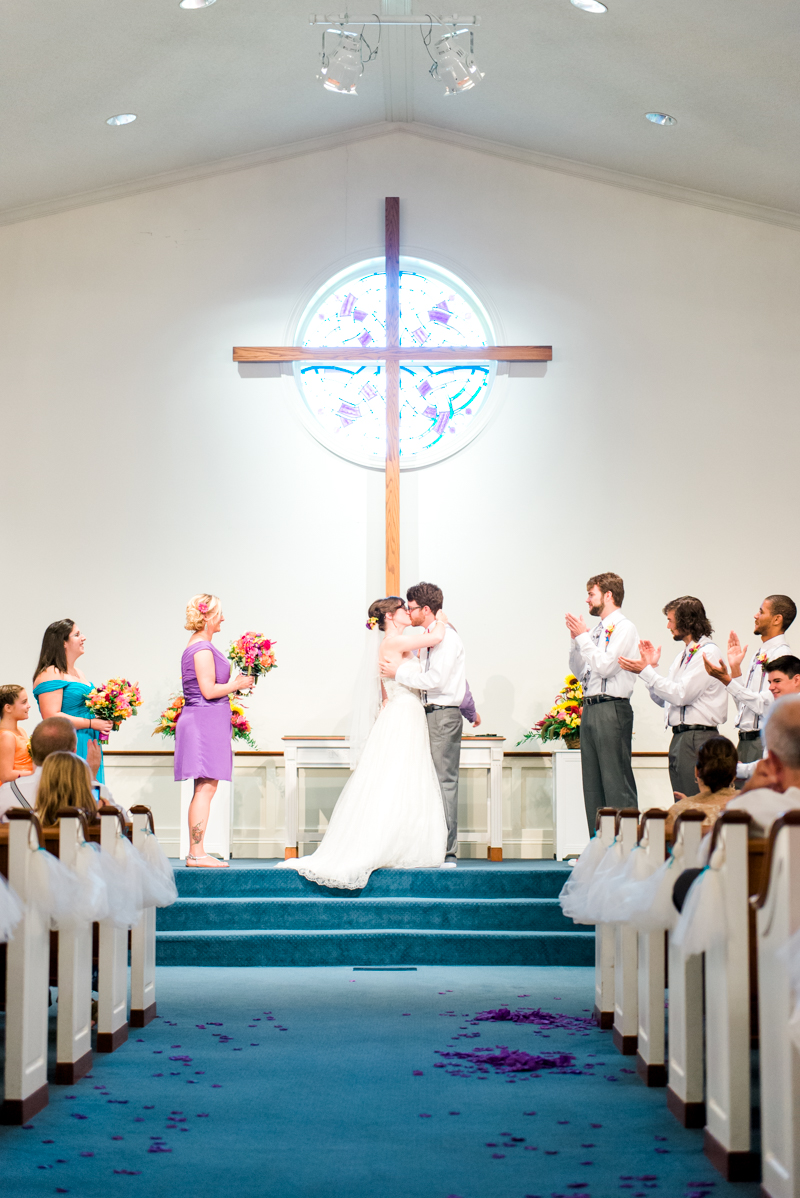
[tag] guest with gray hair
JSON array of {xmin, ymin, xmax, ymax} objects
[{"xmin": 724, "ymin": 694, "xmax": 800, "ymax": 834}]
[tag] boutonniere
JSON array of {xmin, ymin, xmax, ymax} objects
[
  {"xmin": 754, "ymin": 652, "xmax": 768, "ymax": 668},
  {"xmin": 604, "ymin": 624, "xmax": 615, "ymax": 645},
  {"xmin": 685, "ymin": 643, "xmax": 702, "ymax": 663}
]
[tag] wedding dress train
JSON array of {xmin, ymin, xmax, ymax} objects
[{"xmin": 279, "ymin": 666, "xmax": 447, "ymax": 889}]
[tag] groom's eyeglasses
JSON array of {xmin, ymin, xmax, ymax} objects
[{"xmin": 407, "ymin": 603, "xmax": 419, "ymax": 613}]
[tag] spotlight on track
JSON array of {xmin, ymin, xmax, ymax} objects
[
  {"xmin": 318, "ymin": 24, "xmax": 380, "ymax": 94},
  {"xmin": 428, "ymin": 29, "xmax": 484, "ymax": 96},
  {"xmin": 179, "ymin": 0, "xmax": 217, "ymax": 8}
]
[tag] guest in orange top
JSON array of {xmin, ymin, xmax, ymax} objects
[
  {"xmin": 0, "ymin": 685, "xmax": 34, "ymax": 783},
  {"xmin": 665, "ymin": 735, "xmax": 738, "ymax": 838}
]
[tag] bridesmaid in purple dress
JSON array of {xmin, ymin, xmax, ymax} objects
[{"xmin": 175, "ymin": 593, "xmax": 254, "ymax": 869}]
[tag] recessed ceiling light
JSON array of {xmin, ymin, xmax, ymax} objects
[
  {"xmin": 570, "ymin": 1, "xmax": 608, "ymax": 12},
  {"xmin": 106, "ymin": 113, "xmax": 137, "ymax": 126},
  {"xmin": 645, "ymin": 111, "xmax": 677, "ymax": 126},
  {"xmin": 179, "ymin": 0, "xmax": 216, "ymax": 7}
]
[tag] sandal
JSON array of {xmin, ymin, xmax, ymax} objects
[{"xmin": 185, "ymin": 854, "xmax": 229, "ymax": 869}]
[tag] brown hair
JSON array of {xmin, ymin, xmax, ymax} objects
[
  {"xmin": 33, "ymin": 619, "xmax": 75, "ymax": 680},
  {"xmin": 406, "ymin": 582, "xmax": 443, "ymax": 613},
  {"xmin": 36, "ymin": 752, "xmax": 97, "ymax": 827},
  {"xmin": 765, "ymin": 594, "xmax": 797, "ymax": 633},
  {"xmin": 663, "ymin": 596, "xmax": 713, "ymax": 641},
  {"xmin": 0, "ymin": 684, "xmax": 24, "ymax": 717},
  {"xmin": 367, "ymin": 597, "xmax": 406, "ymax": 631},
  {"xmin": 586, "ymin": 573, "xmax": 624, "ymax": 608},
  {"xmin": 766, "ymin": 654, "xmax": 800, "ymax": 680},
  {"xmin": 30, "ymin": 717, "xmax": 77, "ymax": 766},
  {"xmin": 695, "ymin": 736, "xmax": 738, "ymax": 793}
]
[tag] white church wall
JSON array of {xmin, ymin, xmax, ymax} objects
[{"xmin": 1, "ymin": 128, "xmax": 799, "ymax": 808}]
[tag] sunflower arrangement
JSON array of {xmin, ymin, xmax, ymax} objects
[{"xmin": 518, "ymin": 674, "xmax": 583, "ymax": 747}]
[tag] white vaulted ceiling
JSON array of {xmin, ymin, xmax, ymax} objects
[{"xmin": 2, "ymin": 0, "xmax": 800, "ymax": 224}]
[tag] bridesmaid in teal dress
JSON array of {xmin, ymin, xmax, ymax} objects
[{"xmin": 32, "ymin": 620, "xmax": 113, "ymax": 783}]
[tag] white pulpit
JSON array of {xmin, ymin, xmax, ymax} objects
[
  {"xmin": 179, "ymin": 774, "xmax": 234, "ymax": 860},
  {"xmin": 551, "ymin": 742, "xmax": 590, "ymax": 859}
]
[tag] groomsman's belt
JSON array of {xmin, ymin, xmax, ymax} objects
[
  {"xmin": 738, "ymin": 730, "xmax": 761, "ymax": 742},
  {"xmin": 583, "ymin": 695, "xmax": 627, "ymax": 706},
  {"xmin": 671, "ymin": 724, "xmax": 717, "ymax": 734},
  {"xmin": 424, "ymin": 703, "xmax": 460, "ymax": 714}
]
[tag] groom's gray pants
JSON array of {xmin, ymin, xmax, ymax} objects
[{"xmin": 427, "ymin": 706, "xmax": 462, "ymax": 862}]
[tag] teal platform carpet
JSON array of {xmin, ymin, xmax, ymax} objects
[
  {"xmin": 0, "ymin": 965, "xmax": 759, "ymax": 1198},
  {"xmin": 156, "ymin": 860, "xmax": 594, "ymax": 968}
]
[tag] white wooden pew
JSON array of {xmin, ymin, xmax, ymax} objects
[
  {"xmin": 754, "ymin": 810, "xmax": 800, "ymax": 1198},
  {"xmin": 635, "ymin": 808, "xmax": 668, "ymax": 1084},
  {"xmin": 702, "ymin": 810, "xmax": 760, "ymax": 1182},
  {"xmin": 0, "ymin": 810, "xmax": 50, "ymax": 1124},
  {"xmin": 55, "ymin": 809, "xmax": 93, "ymax": 1085},
  {"xmin": 666, "ymin": 809, "xmax": 707, "ymax": 1127},
  {"xmin": 593, "ymin": 807, "xmax": 618, "ymax": 1028},
  {"xmin": 130, "ymin": 806, "xmax": 157, "ymax": 1027},
  {"xmin": 96, "ymin": 808, "xmax": 129, "ymax": 1053},
  {"xmin": 613, "ymin": 808, "xmax": 641, "ymax": 1055}
]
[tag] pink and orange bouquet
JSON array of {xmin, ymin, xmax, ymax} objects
[
  {"xmin": 228, "ymin": 632, "xmax": 277, "ymax": 684},
  {"xmin": 85, "ymin": 678, "xmax": 142, "ymax": 743},
  {"xmin": 153, "ymin": 694, "xmax": 185, "ymax": 739}
]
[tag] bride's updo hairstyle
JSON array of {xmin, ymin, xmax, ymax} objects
[
  {"xmin": 367, "ymin": 597, "xmax": 405, "ymax": 631},
  {"xmin": 185, "ymin": 593, "xmax": 221, "ymax": 632}
]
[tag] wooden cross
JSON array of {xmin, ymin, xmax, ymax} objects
[{"xmin": 234, "ymin": 198, "xmax": 552, "ymax": 596}]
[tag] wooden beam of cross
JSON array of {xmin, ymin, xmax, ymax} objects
[{"xmin": 234, "ymin": 198, "xmax": 552, "ymax": 596}]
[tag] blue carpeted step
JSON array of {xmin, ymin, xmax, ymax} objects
[
  {"xmin": 174, "ymin": 863, "xmax": 569, "ymax": 899},
  {"xmin": 156, "ymin": 928, "xmax": 594, "ymax": 967},
  {"xmin": 157, "ymin": 896, "xmax": 574, "ymax": 933}
]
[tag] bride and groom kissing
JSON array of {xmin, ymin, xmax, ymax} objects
[{"xmin": 280, "ymin": 582, "xmax": 467, "ymax": 890}]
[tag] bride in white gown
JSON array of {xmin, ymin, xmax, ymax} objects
[{"xmin": 279, "ymin": 597, "xmax": 449, "ymax": 889}]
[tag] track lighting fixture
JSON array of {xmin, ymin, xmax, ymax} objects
[
  {"xmin": 318, "ymin": 22, "xmax": 381, "ymax": 94},
  {"xmin": 427, "ymin": 29, "xmax": 483, "ymax": 95}
]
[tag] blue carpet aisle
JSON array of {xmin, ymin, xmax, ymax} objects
[
  {"xmin": 1, "ymin": 966, "xmax": 758, "ymax": 1198},
  {"xmin": 157, "ymin": 861, "xmax": 594, "ymax": 967}
]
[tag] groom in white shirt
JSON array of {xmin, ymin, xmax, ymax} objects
[{"xmin": 381, "ymin": 581, "xmax": 466, "ymax": 868}]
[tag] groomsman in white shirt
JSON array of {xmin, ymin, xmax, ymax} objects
[
  {"xmin": 702, "ymin": 594, "xmax": 796, "ymax": 768},
  {"xmin": 566, "ymin": 572, "xmax": 638, "ymax": 828},
  {"xmin": 620, "ymin": 596, "xmax": 728, "ymax": 797}
]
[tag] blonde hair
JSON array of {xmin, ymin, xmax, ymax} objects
[
  {"xmin": 185, "ymin": 593, "xmax": 221, "ymax": 632},
  {"xmin": 36, "ymin": 751, "xmax": 97, "ymax": 827}
]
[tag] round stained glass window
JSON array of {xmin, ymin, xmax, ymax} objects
[{"xmin": 292, "ymin": 258, "xmax": 497, "ymax": 469}]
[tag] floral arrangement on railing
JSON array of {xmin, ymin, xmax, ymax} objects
[
  {"xmin": 153, "ymin": 692, "xmax": 257, "ymax": 747},
  {"xmin": 85, "ymin": 678, "xmax": 142, "ymax": 743},
  {"xmin": 517, "ymin": 674, "xmax": 583, "ymax": 748},
  {"xmin": 228, "ymin": 632, "xmax": 277, "ymax": 684},
  {"xmin": 229, "ymin": 700, "xmax": 257, "ymax": 748}
]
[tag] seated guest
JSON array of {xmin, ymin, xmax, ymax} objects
[
  {"xmin": 736, "ymin": 655, "xmax": 800, "ymax": 781},
  {"xmin": 665, "ymin": 736, "xmax": 738, "ymax": 837},
  {"xmin": 0, "ymin": 684, "xmax": 34, "ymax": 783},
  {"xmin": 0, "ymin": 716, "xmax": 107, "ymax": 819},
  {"xmin": 725, "ymin": 695, "xmax": 800, "ymax": 834},
  {"xmin": 36, "ymin": 751, "xmax": 98, "ymax": 826}
]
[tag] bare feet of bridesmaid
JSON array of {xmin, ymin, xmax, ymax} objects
[{"xmin": 186, "ymin": 854, "xmax": 229, "ymax": 868}]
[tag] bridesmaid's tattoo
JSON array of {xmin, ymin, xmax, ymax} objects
[{"xmin": 191, "ymin": 822, "xmax": 203, "ymax": 845}]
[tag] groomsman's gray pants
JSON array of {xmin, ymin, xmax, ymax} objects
[
  {"xmin": 580, "ymin": 698, "xmax": 637, "ymax": 830},
  {"xmin": 668, "ymin": 727, "xmax": 719, "ymax": 797},
  {"xmin": 427, "ymin": 707, "xmax": 463, "ymax": 862},
  {"xmin": 737, "ymin": 733, "xmax": 763, "ymax": 765}
]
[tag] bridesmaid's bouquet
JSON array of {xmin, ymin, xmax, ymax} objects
[
  {"xmin": 85, "ymin": 678, "xmax": 142, "ymax": 743},
  {"xmin": 153, "ymin": 694, "xmax": 185, "ymax": 739},
  {"xmin": 228, "ymin": 632, "xmax": 277, "ymax": 685}
]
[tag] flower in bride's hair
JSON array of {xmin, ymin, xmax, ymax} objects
[
  {"xmin": 366, "ymin": 616, "xmax": 379, "ymax": 630},
  {"xmin": 197, "ymin": 601, "xmax": 209, "ymax": 615}
]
